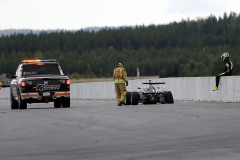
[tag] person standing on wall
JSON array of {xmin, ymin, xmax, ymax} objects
[
  {"xmin": 213, "ymin": 52, "xmax": 233, "ymax": 91},
  {"xmin": 113, "ymin": 62, "xmax": 128, "ymax": 106}
]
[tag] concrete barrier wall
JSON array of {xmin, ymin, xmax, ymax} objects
[
  {"xmin": 1, "ymin": 76, "xmax": 240, "ymax": 102},
  {"xmin": 70, "ymin": 76, "xmax": 240, "ymax": 102},
  {"xmin": 0, "ymin": 87, "xmax": 10, "ymax": 99}
]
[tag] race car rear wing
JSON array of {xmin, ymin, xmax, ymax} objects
[{"xmin": 142, "ymin": 82, "xmax": 165, "ymax": 84}]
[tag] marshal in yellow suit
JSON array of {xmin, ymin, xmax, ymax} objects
[{"xmin": 113, "ymin": 63, "xmax": 128, "ymax": 106}]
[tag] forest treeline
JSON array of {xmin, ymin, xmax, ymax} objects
[{"xmin": 0, "ymin": 12, "xmax": 240, "ymax": 78}]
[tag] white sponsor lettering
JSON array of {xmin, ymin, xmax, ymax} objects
[{"xmin": 33, "ymin": 84, "xmax": 61, "ymax": 91}]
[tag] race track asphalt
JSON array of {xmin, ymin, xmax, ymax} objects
[{"xmin": 0, "ymin": 98, "xmax": 240, "ymax": 160}]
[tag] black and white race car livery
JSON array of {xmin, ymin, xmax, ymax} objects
[{"xmin": 126, "ymin": 80, "xmax": 174, "ymax": 105}]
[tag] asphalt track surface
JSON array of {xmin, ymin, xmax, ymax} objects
[{"xmin": 0, "ymin": 99, "xmax": 240, "ymax": 160}]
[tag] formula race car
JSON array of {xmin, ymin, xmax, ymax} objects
[{"xmin": 126, "ymin": 80, "xmax": 174, "ymax": 105}]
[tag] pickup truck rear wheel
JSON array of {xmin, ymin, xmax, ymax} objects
[
  {"xmin": 18, "ymin": 95, "xmax": 27, "ymax": 109},
  {"xmin": 62, "ymin": 97, "xmax": 70, "ymax": 108},
  {"xmin": 11, "ymin": 93, "xmax": 18, "ymax": 109},
  {"xmin": 54, "ymin": 99, "xmax": 61, "ymax": 108}
]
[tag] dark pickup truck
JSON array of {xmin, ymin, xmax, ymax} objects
[{"xmin": 10, "ymin": 59, "xmax": 70, "ymax": 109}]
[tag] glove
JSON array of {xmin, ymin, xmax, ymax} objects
[{"xmin": 126, "ymin": 82, "xmax": 128, "ymax": 86}]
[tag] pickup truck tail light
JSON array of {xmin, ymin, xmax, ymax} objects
[
  {"xmin": 66, "ymin": 79, "xmax": 70, "ymax": 87},
  {"xmin": 21, "ymin": 81, "xmax": 26, "ymax": 89}
]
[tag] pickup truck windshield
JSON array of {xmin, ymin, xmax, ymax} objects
[{"xmin": 22, "ymin": 63, "xmax": 61, "ymax": 76}]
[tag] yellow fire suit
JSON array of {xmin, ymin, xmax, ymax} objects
[{"xmin": 113, "ymin": 66, "xmax": 128, "ymax": 105}]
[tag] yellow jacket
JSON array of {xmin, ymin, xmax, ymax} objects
[{"xmin": 113, "ymin": 66, "xmax": 128, "ymax": 83}]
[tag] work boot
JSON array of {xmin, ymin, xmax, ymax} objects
[
  {"xmin": 212, "ymin": 86, "xmax": 218, "ymax": 91},
  {"xmin": 120, "ymin": 102, "xmax": 127, "ymax": 106}
]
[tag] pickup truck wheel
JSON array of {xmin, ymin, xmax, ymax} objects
[
  {"xmin": 62, "ymin": 98, "xmax": 70, "ymax": 108},
  {"xmin": 54, "ymin": 99, "xmax": 61, "ymax": 108},
  {"xmin": 11, "ymin": 93, "xmax": 18, "ymax": 109},
  {"xmin": 62, "ymin": 97, "xmax": 70, "ymax": 108},
  {"xmin": 18, "ymin": 95, "xmax": 27, "ymax": 109}
]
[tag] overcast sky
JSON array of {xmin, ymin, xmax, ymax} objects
[{"xmin": 0, "ymin": 0, "xmax": 239, "ymax": 30}]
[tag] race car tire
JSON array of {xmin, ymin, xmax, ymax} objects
[
  {"xmin": 54, "ymin": 99, "xmax": 61, "ymax": 108},
  {"xmin": 62, "ymin": 97, "xmax": 70, "ymax": 108},
  {"xmin": 11, "ymin": 93, "xmax": 18, "ymax": 109},
  {"xmin": 126, "ymin": 92, "xmax": 132, "ymax": 105},
  {"xmin": 165, "ymin": 91, "xmax": 174, "ymax": 104},
  {"xmin": 131, "ymin": 92, "xmax": 139, "ymax": 105},
  {"xmin": 18, "ymin": 94, "xmax": 27, "ymax": 109}
]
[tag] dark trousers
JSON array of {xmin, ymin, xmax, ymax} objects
[{"xmin": 216, "ymin": 72, "xmax": 231, "ymax": 87}]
